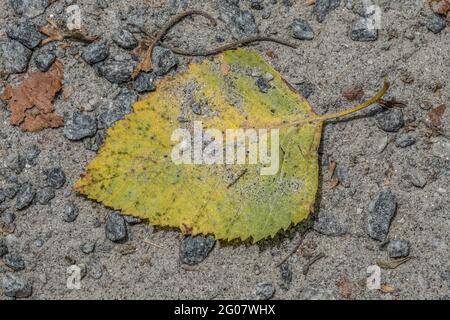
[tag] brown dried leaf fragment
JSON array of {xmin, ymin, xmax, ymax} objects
[
  {"xmin": 427, "ymin": 104, "xmax": 447, "ymax": 128},
  {"xmin": 377, "ymin": 257, "xmax": 413, "ymax": 269},
  {"xmin": 0, "ymin": 61, "xmax": 64, "ymax": 132},
  {"xmin": 342, "ymin": 86, "xmax": 364, "ymax": 102},
  {"xmin": 39, "ymin": 19, "xmax": 98, "ymax": 46},
  {"xmin": 336, "ymin": 277, "xmax": 353, "ymax": 299},
  {"xmin": 429, "ymin": 0, "xmax": 450, "ymax": 16}
]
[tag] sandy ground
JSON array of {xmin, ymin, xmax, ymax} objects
[{"xmin": 0, "ymin": 0, "xmax": 449, "ymax": 300}]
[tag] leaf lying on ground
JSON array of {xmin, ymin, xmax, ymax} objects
[
  {"xmin": 377, "ymin": 257, "xmax": 413, "ymax": 269},
  {"xmin": 39, "ymin": 19, "xmax": 98, "ymax": 46},
  {"xmin": 75, "ymin": 49, "xmax": 389, "ymax": 242},
  {"xmin": 0, "ymin": 61, "xmax": 64, "ymax": 132},
  {"xmin": 429, "ymin": 0, "xmax": 450, "ymax": 16}
]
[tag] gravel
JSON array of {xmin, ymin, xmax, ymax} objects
[
  {"xmin": 45, "ymin": 167, "xmax": 66, "ymax": 189},
  {"xmin": 179, "ymin": 235, "xmax": 215, "ymax": 265},
  {"xmin": 295, "ymin": 81, "xmax": 315, "ymax": 98},
  {"xmin": 280, "ymin": 262, "xmax": 293, "ymax": 290},
  {"xmin": 426, "ymin": 14, "xmax": 447, "ymax": 34},
  {"xmin": 9, "ymin": 0, "xmax": 49, "ymax": 18},
  {"xmin": 256, "ymin": 77, "xmax": 271, "ymax": 93},
  {"xmin": 95, "ymin": 55, "xmax": 136, "ymax": 84},
  {"xmin": 387, "ymin": 239, "xmax": 410, "ymax": 258},
  {"xmin": 405, "ymin": 169, "xmax": 427, "ymax": 188},
  {"xmin": 63, "ymin": 202, "xmax": 79, "ymax": 223},
  {"xmin": 2, "ymin": 273, "xmax": 32, "ymax": 298},
  {"xmin": 123, "ymin": 215, "xmax": 142, "ymax": 225},
  {"xmin": 6, "ymin": 19, "xmax": 43, "ymax": 49},
  {"xmin": 366, "ymin": 189, "xmax": 397, "ymax": 241},
  {"xmin": 23, "ymin": 145, "xmax": 41, "ymax": 164},
  {"xmin": 34, "ymin": 44, "xmax": 56, "ymax": 72},
  {"xmin": 0, "ymin": 40, "xmax": 32, "ymax": 74},
  {"xmin": 134, "ymin": 72, "xmax": 156, "ymax": 93},
  {"xmin": 15, "ymin": 183, "xmax": 35, "ymax": 210},
  {"xmin": 395, "ymin": 134, "xmax": 416, "ymax": 148},
  {"xmin": 254, "ymin": 282, "xmax": 275, "ymax": 300},
  {"xmin": 98, "ymin": 90, "xmax": 138, "ymax": 128},
  {"xmin": 112, "ymin": 29, "xmax": 138, "ymax": 50},
  {"xmin": 80, "ymin": 242, "xmax": 96, "ymax": 254},
  {"xmin": 64, "ymin": 112, "xmax": 97, "ymax": 141},
  {"xmin": 375, "ymin": 109, "xmax": 405, "ymax": 132},
  {"xmin": 1, "ymin": 212, "xmax": 16, "ymax": 225},
  {"xmin": 314, "ymin": 0, "xmax": 341, "ymax": 23},
  {"xmin": 292, "ymin": 19, "xmax": 315, "ymax": 40},
  {"xmin": 152, "ymin": 46, "xmax": 178, "ymax": 76},
  {"xmin": 219, "ymin": 1, "xmax": 259, "ymax": 37},
  {"xmin": 82, "ymin": 41, "xmax": 110, "ymax": 65},
  {"xmin": 350, "ymin": 18, "xmax": 378, "ymax": 42},
  {"xmin": 36, "ymin": 187, "xmax": 55, "ymax": 205},
  {"xmin": 105, "ymin": 212, "xmax": 127, "ymax": 242},
  {"xmin": 314, "ymin": 214, "xmax": 347, "ymax": 236},
  {"xmin": 3, "ymin": 253, "xmax": 26, "ymax": 271}
]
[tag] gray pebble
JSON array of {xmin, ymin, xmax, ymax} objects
[
  {"xmin": 367, "ymin": 189, "xmax": 397, "ymax": 241},
  {"xmin": 98, "ymin": 90, "xmax": 138, "ymax": 129},
  {"xmin": 63, "ymin": 202, "xmax": 79, "ymax": 223},
  {"xmin": 2, "ymin": 273, "xmax": 32, "ymax": 298},
  {"xmin": 3, "ymin": 253, "xmax": 25, "ymax": 271},
  {"xmin": 6, "ymin": 19, "xmax": 43, "ymax": 49},
  {"xmin": 0, "ymin": 238, "xmax": 8, "ymax": 257},
  {"xmin": 387, "ymin": 239, "xmax": 410, "ymax": 258},
  {"xmin": 105, "ymin": 212, "xmax": 127, "ymax": 242},
  {"xmin": 80, "ymin": 242, "xmax": 95, "ymax": 254},
  {"xmin": 123, "ymin": 215, "xmax": 142, "ymax": 225},
  {"xmin": 83, "ymin": 131, "xmax": 105, "ymax": 152},
  {"xmin": 219, "ymin": 2, "xmax": 259, "ymax": 37},
  {"xmin": 254, "ymin": 282, "xmax": 275, "ymax": 300},
  {"xmin": 82, "ymin": 41, "xmax": 110, "ymax": 65},
  {"xmin": 395, "ymin": 134, "xmax": 416, "ymax": 148},
  {"xmin": 179, "ymin": 235, "xmax": 215, "ymax": 265},
  {"xmin": 0, "ymin": 40, "xmax": 32, "ymax": 74},
  {"xmin": 1, "ymin": 212, "xmax": 16, "ymax": 225},
  {"xmin": 15, "ymin": 183, "xmax": 35, "ymax": 210},
  {"xmin": 313, "ymin": 214, "xmax": 347, "ymax": 236},
  {"xmin": 9, "ymin": 0, "xmax": 49, "ymax": 18},
  {"xmin": 96, "ymin": 0, "xmax": 108, "ymax": 9},
  {"xmin": 45, "ymin": 167, "xmax": 66, "ymax": 189},
  {"xmin": 95, "ymin": 55, "xmax": 136, "ymax": 84},
  {"xmin": 426, "ymin": 14, "xmax": 447, "ymax": 34},
  {"xmin": 36, "ymin": 187, "xmax": 55, "ymax": 205},
  {"xmin": 350, "ymin": 18, "xmax": 378, "ymax": 41},
  {"xmin": 134, "ymin": 72, "xmax": 156, "ymax": 93},
  {"xmin": 292, "ymin": 19, "xmax": 315, "ymax": 40},
  {"xmin": 375, "ymin": 109, "xmax": 404, "ymax": 132},
  {"xmin": 405, "ymin": 169, "xmax": 427, "ymax": 188},
  {"xmin": 64, "ymin": 112, "xmax": 97, "ymax": 141},
  {"xmin": 256, "ymin": 77, "xmax": 271, "ymax": 93},
  {"xmin": 112, "ymin": 29, "xmax": 138, "ymax": 50},
  {"xmin": 336, "ymin": 165, "xmax": 351, "ymax": 188},
  {"xmin": 4, "ymin": 185, "xmax": 19, "ymax": 200},
  {"xmin": 5, "ymin": 153, "xmax": 25, "ymax": 174},
  {"xmin": 152, "ymin": 46, "xmax": 178, "ymax": 76},
  {"xmin": 23, "ymin": 145, "xmax": 41, "ymax": 164},
  {"xmin": 280, "ymin": 262, "xmax": 293, "ymax": 290},
  {"xmin": 314, "ymin": 0, "xmax": 341, "ymax": 23},
  {"xmin": 34, "ymin": 44, "xmax": 56, "ymax": 72},
  {"xmin": 251, "ymin": 0, "xmax": 264, "ymax": 10}
]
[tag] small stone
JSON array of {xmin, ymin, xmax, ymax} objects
[
  {"xmin": 1, "ymin": 212, "xmax": 16, "ymax": 225},
  {"xmin": 405, "ymin": 169, "xmax": 427, "ymax": 188},
  {"xmin": 95, "ymin": 55, "xmax": 136, "ymax": 84},
  {"xmin": 96, "ymin": 0, "xmax": 108, "ymax": 9},
  {"xmin": 105, "ymin": 212, "xmax": 127, "ymax": 242},
  {"xmin": 313, "ymin": 214, "xmax": 347, "ymax": 236},
  {"xmin": 219, "ymin": 2, "xmax": 259, "ymax": 37},
  {"xmin": 367, "ymin": 189, "xmax": 397, "ymax": 241},
  {"xmin": 5, "ymin": 153, "xmax": 25, "ymax": 174},
  {"xmin": 98, "ymin": 90, "xmax": 138, "ymax": 129},
  {"xmin": 256, "ymin": 77, "xmax": 271, "ymax": 93},
  {"xmin": 336, "ymin": 165, "xmax": 350, "ymax": 188},
  {"xmin": 280, "ymin": 263, "xmax": 293, "ymax": 290},
  {"xmin": 83, "ymin": 131, "xmax": 105, "ymax": 152},
  {"xmin": 295, "ymin": 82, "xmax": 315, "ymax": 98},
  {"xmin": 36, "ymin": 187, "xmax": 55, "ymax": 205},
  {"xmin": 134, "ymin": 72, "xmax": 156, "ymax": 93},
  {"xmin": 387, "ymin": 240, "xmax": 410, "ymax": 258},
  {"xmin": 80, "ymin": 242, "xmax": 95, "ymax": 254},
  {"xmin": 179, "ymin": 235, "xmax": 215, "ymax": 265},
  {"xmin": 45, "ymin": 167, "xmax": 66, "ymax": 189},
  {"xmin": 314, "ymin": 0, "xmax": 341, "ymax": 23},
  {"xmin": 34, "ymin": 44, "xmax": 56, "ymax": 71},
  {"xmin": 152, "ymin": 46, "xmax": 178, "ymax": 76},
  {"xmin": 112, "ymin": 29, "xmax": 138, "ymax": 50},
  {"xmin": 292, "ymin": 19, "xmax": 315, "ymax": 40},
  {"xmin": 0, "ymin": 238, "xmax": 8, "ymax": 257},
  {"xmin": 9, "ymin": 0, "xmax": 49, "ymax": 18},
  {"xmin": 251, "ymin": 0, "xmax": 264, "ymax": 10},
  {"xmin": 23, "ymin": 145, "xmax": 41, "ymax": 164},
  {"xmin": 64, "ymin": 112, "xmax": 97, "ymax": 141},
  {"xmin": 4, "ymin": 185, "xmax": 19, "ymax": 199},
  {"xmin": 254, "ymin": 282, "xmax": 275, "ymax": 300},
  {"xmin": 0, "ymin": 40, "xmax": 32, "ymax": 74},
  {"xmin": 123, "ymin": 215, "xmax": 142, "ymax": 225},
  {"xmin": 6, "ymin": 19, "xmax": 43, "ymax": 49},
  {"xmin": 15, "ymin": 183, "xmax": 35, "ymax": 210},
  {"xmin": 3, "ymin": 253, "xmax": 25, "ymax": 271},
  {"xmin": 395, "ymin": 134, "xmax": 416, "ymax": 148},
  {"xmin": 426, "ymin": 14, "xmax": 447, "ymax": 34},
  {"xmin": 350, "ymin": 18, "xmax": 378, "ymax": 41},
  {"xmin": 2, "ymin": 273, "xmax": 32, "ymax": 298},
  {"xmin": 375, "ymin": 109, "xmax": 404, "ymax": 132},
  {"xmin": 63, "ymin": 202, "xmax": 79, "ymax": 223},
  {"xmin": 82, "ymin": 41, "xmax": 110, "ymax": 65},
  {"xmin": 34, "ymin": 239, "xmax": 44, "ymax": 248}
]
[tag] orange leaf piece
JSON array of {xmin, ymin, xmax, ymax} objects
[
  {"xmin": 0, "ymin": 61, "xmax": 64, "ymax": 132},
  {"xmin": 429, "ymin": 0, "xmax": 450, "ymax": 16}
]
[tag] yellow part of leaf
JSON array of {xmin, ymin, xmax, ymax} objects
[{"xmin": 75, "ymin": 49, "xmax": 324, "ymax": 242}]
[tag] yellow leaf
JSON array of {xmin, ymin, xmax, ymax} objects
[{"xmin": 75, "ymin": 49, "xmax": 388, "ymax": 242}]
